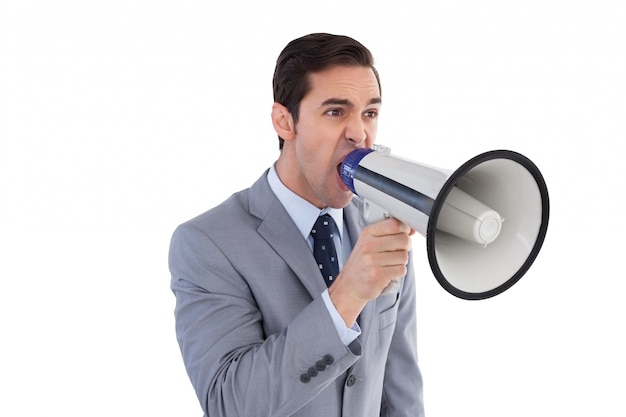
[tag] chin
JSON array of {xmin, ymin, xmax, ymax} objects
[{"xmin": 328, "ymin": 192, "xmax": 354, "ymax": 209}]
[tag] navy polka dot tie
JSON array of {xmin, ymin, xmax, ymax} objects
[{"xmin": 311, "ymin": 214, "xmax": 340, "ymax": 287}]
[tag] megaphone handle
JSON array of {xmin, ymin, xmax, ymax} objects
[
  {"xmin": 380, "ymin": 280, "xmax": 400, "ymax": 296},
  {"xmin": 362, "ymin": 199, "xmax": 401, "ymax": 296}
]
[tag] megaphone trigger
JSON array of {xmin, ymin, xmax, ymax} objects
[{"xmin": 362, "ymin": 199, "xmax": 392, "ymax": 224}]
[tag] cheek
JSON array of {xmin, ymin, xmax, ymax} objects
[{"xmin": 298, "ymin": 127, "xmax": 335, "ymax": 159}]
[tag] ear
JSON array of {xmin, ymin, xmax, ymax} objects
[{"xmin": 271, "ymin": 102, "xmax": 296, "ymax": 141}]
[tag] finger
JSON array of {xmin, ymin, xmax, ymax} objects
[
  {"xmin": 376, "ymin": 249, "xmax": 409, "ymax": 268},
  {"xmin": 379, "ymin": 232, "xmax": 412, "ymax": 253},
  {"xmin": 367, "ymin": 217, "xmax": 411, "ymax": 237}
]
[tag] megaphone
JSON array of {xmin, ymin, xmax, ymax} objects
[{"xmin": 340, "ymin": 145, "xmax": 550, "ymax": 300}]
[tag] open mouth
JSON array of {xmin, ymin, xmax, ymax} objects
[{"xmin": 336, "ymin": 159, "xmax": 351, "ymax": 192}]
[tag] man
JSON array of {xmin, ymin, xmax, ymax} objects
[{"xmin": 169, "ymin": 33, "xmax": 425, "ymax": 416}]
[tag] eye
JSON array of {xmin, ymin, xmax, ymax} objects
[
  {"xmin": 325, "ymin": 108, "xmax": 343, "ymax": 117},
  {"xmin": 364, "ymin": 109, "xmax": 378, "ymax": 118}
]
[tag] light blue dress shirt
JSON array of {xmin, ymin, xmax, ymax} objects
[{"xmin": 267, "ymin": 164, "xmax": 361, "ymax": 345}]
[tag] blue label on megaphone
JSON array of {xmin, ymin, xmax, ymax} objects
[{"xmin": 340, "ymin": 148, "xmax": 374, "ymax": 194}]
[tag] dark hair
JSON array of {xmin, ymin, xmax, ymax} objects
[{"xmin": 272, "ymin": 33, "xmax": 381, "ymax": 150}]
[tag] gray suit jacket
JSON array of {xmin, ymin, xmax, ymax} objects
[{"xmin": 169, "ymin": 171, "xmax": 424, "ymax": 416}]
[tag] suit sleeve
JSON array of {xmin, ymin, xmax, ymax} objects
[
  {"xmin": 169, "ymin": 223, "xmax": 361, "ymax": 417},
  {"xmin": 380, "ymin": 256, "xmax": 426, "ymax": 417}
]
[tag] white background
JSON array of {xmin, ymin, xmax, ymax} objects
[{"xmin": 1, "ymin": 1, "xmax": 624, "ymax": 415}]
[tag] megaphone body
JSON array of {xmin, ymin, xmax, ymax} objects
[{"xmin": 340, "ymin": 145, "xmax": 550, "ymax": 300}]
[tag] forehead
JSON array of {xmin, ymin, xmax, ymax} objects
[{"xmin": 305, "ymin": 65, "xmax": 381, "ymax": 105}]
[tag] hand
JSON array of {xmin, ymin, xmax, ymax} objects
[{"xmin": 328, "ymin": 218, "xmax": 413, "ymax": 327}]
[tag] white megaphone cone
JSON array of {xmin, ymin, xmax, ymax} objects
[{"xmin": 340, "ymin": 145, "xmax": 550, "ymax": 300}]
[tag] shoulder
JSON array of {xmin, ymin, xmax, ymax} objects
[{"xmin": 171, "ymin": 170, "xmax": 282, "ymax": 248}]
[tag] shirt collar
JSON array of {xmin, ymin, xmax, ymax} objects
[{"xmin": 267, "ymin": 163, "xmax": 344, "ymax": 241}]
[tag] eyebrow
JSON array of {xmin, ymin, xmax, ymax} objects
[{"xmin": 320, "ymin": 97, "xmax": 382, "ymax": 107}]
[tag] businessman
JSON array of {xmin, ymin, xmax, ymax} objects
[{"xmin": 169, "ymin": 33, "xmax": 425, "ymax": 416}]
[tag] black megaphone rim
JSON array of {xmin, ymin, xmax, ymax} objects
[{"xmin": 426, "ymin": 150, "xmax": 550, "ymax": 300}]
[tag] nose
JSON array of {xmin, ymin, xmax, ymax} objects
[{"xmin": 345, "ymin": 116, "xmax": 367, "ymax": 147}]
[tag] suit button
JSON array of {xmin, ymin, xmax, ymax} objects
[
  {"xmin": 300, "ymin": 373, "xmax": 311, "ymax": 383},
  {"xmin": 322, "ymin": 354, "xmax": 334, "ymax": 365},
  {"xmin": 346, "ymin": 375, "xmax": 357, "ymax": 387},
  {"xmin": 307, "ymin": 367, "xmax": 318, "ymax": 378},
  {"xmin": 315, "ymin": 360, "xmax": 326, "ymax": 372}
]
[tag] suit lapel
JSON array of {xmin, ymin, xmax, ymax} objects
[
  {"xmin": 249, "ymin": 172, "xmax": 327, "ymax": 300},
  {"xmin": 249, "ymin": 173, "xmax": 377, "ymax": 337}
]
